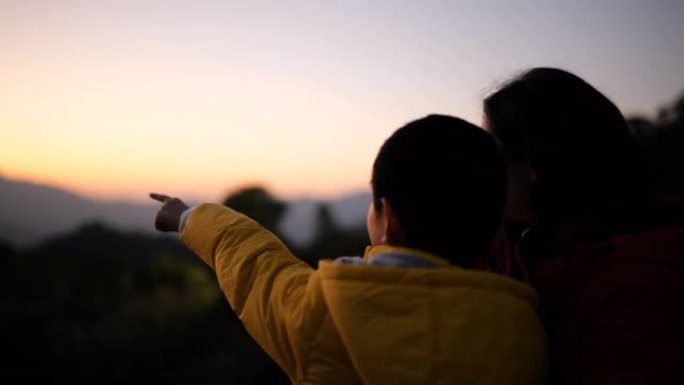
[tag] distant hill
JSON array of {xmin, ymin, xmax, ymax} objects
[
  {"xmin": 0, "ymin": 177, "xmax": 369, "ymax": 248},
  {"xmin": 0, "ymin": 177, "xmax": 161, "ymax": 248}
]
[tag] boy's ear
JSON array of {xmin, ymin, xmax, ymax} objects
[{"xmin": 380, "ymin": 198, "xmax": 406, "ymax": 245}]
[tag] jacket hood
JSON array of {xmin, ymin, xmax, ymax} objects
[{"xmin": 317, "ymin": 246, "xmax": 546, "ymax": 385}]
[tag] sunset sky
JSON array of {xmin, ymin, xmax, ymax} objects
[{"xmin": 1, "ymin": 0, "xmax": 683, "ymax": 203}]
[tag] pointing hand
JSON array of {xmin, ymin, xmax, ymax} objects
[{"xmin": 150, "ymin": 193, "xmax": 190, "ymax": 232}]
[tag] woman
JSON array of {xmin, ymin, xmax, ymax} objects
[{"xmin": 483, "ymin": 67, "xmax": 684, "ymax": 385}]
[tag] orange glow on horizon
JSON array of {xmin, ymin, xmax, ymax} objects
[{"xmin": 0, "ymin": 166, "xmax": 370, "ymax": 204}]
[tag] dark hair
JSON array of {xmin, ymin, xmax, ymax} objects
[
  {"xmin": 371, "ymin": 115, "xmax": 506, "ymax": 267},
  {"xmin": 484, "ymin": 67, "xmax": 653, "ymax": 228}
]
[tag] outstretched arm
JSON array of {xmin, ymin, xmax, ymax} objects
[{"xmin": 151, "ymin": 193, "xmax": 317, "ymax": 380}]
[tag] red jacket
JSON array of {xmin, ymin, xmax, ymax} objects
[{"xmin": 492, "ymin": 197, "xmax": 684, "ymax": 385}]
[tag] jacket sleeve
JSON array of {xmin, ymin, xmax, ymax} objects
[{"xmin": 180, "ymin": 203, "xmax": 317, "ymax": 380}]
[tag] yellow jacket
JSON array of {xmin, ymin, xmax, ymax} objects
[{"xmin": 182, "ymin": 203, "xmax": 547, "ymax": 385}]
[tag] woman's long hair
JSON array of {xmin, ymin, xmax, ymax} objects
[{"xmin": 484, "ymin": 67, "xmax": 653, "ymax": 229}]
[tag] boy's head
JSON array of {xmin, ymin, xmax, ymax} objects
[{"xmin": 368, "ymin": 115, "xmax": 507, "ymax": 267}]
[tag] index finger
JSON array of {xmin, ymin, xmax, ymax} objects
[{"xmin": 149, "ymin": 192, "xmax": 172, "ymax": 203}]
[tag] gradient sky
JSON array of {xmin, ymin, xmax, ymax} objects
[{"xmin": 1, "ymin": 0, "xmax": 683, "ymax": 203}]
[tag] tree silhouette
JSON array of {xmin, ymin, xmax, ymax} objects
[
  {"xmin": 314, "ymin": 203, "xmax": 338, "ymax": 240},
  {"xmin": 674, "ymin": 92, "xmax": 684, "ymax": 120},
  {"xmin": 298, "ymin": 202, "xmax": 369, "ymax": 262},
  {"xmin": 629, "ymin": 91, "xmax": 684, "ymax": 196},
  {"xmin": 222, "ymin": 186, "xmax": 287, "ymax": 235}
]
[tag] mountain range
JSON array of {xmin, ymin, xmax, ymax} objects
[{"xmin": 0, "ymin": 176, "xmax": 369, "ymax": 249}]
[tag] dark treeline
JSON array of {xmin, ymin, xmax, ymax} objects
[{"xmin": 0, "ymin": 92, "xmax": 681, "ymax": 381}]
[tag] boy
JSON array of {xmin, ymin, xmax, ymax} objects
[{"xmin": 151, "ymin": 115, "xmax": 547, "ymax": 384}]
